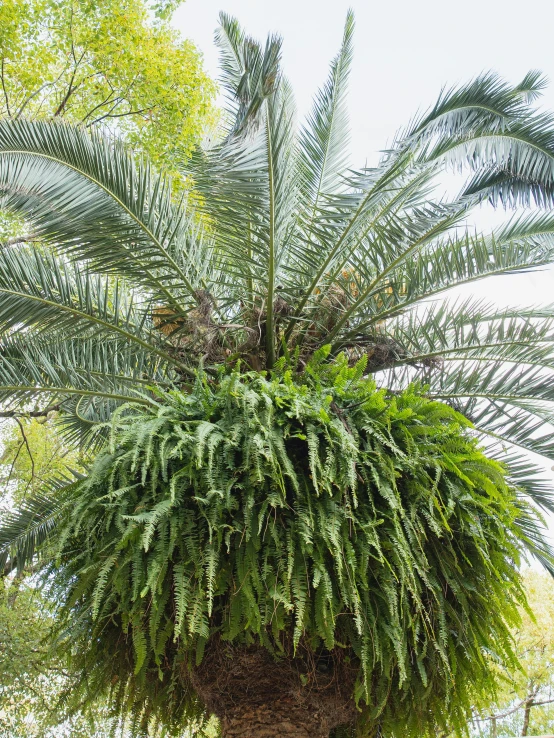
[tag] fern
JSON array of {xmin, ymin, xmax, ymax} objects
[{"xmin": 19, "ymin": 355, "xmax": 543, "ymax": 736}]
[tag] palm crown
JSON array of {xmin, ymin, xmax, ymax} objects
[{"xmin": 2, "ymin": 13, "xmax": 554, "ymax": 566}]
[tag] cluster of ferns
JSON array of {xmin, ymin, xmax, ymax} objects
[{"xmin": 47, "ymin": 351, "xmax": 527, "ymax": 736}]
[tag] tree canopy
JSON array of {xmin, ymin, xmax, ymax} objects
[
  {"xmin": 0, "ymin": 0, "xmax": 216, "ymax": 165},
  {"xmin": 472, "ymin": 571, "xmax": 554, "ymax": 738}
]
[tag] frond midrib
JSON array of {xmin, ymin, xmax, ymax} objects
[{"xmin": 0, "ymin": 147, "xmax": 198, "ymax": 307}]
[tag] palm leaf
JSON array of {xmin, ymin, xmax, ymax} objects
[
  {"xmin": 0, "ymin": 245, "xmax": 189, "ymax": 372},
  {"xmin": 0, "ymin": 119, "xmax": 202, "ymax": 308},
  {"xmin": 0, "ymin": 472, "xmax": 81, "ymax": 575},
  {"xmin": 297, "ymin": 10, "xmax": 354, "ymax": 212}
]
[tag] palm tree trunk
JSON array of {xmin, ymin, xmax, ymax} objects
[
  {"xmin": 221, "ymin": 704, "xmax": 328, "ymax": 737},
  {"xmin": 191, "ymin": 639, "xmax": 356, "ymax": 738}
]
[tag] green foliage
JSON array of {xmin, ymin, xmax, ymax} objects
[
  {"xmin": 0, "ymin": 416, "xmax": 84, "ymax": 505},
  {"xmin": 0, "ymin": 12, "xmax": 552, "ymax": 521},
  {"xmin": 0, "ymin": 579, "xmax": 121, "ymax": 738},
  {"xmin": 0, "ymin": 575, "xmax": 220, "ymax": 737},
  {"xmin": 0, "ymin": 0, "xmax": 216, "ymax": 165},
  {"xmin": 470, "ymin": 570, "xmax": 554, "ymax": 738},
  {"xmin": 0, "ymin": 581, "xmax": 54, "ymax": 737},
  {"xmin": 42, "ymin": 356, "xmax": 528, "ymax": 736},
  {"xmin": 2, "ymin": 10, "xmax": 554, "ymax": 737}
]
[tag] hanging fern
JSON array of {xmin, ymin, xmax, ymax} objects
[{"xmin": 39, "ymin": 351, "xmax": 531, "ymax": 736}]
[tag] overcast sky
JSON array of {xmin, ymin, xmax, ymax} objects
[
  {"xmin": 174, "ymin": 0, "xmax": 554, "ymax": 307},
  {"xmin": 175, "ymin": 0, "xmax": 554, "ymax": 166}
]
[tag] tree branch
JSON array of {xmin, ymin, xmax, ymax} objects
[
  {"xmin": 15, "ymin": 83, "xmax": 52, "ymax": 119},
  {"xmin": 87, "ymin": 105, "xmax": 154, "ymax": 128},
  {"xmin": 14, "ymin": 63, "xmax": 71, "ymax": 119},
  {"xmin": 4, "ymin": 438, "xmax": 24, "ymax": 493},
  {"xmin": 0, "ymin": 404, "xmax": 60, "ymax": 418},
  {"xmin": 52, "ymin": 49, "xmax": 86, "ymax": 117},
  {"xmin": 13, "ymin": 416, "xmax": 35, "ymax": 496},
  {"xmin": 80, "ymin": 91, "xmax": 121, "ymax": 124},
  {"xmin": 1, "ymin": 58, "xmax": 11, "ymax": 117},
  {"xmin": 476, "ymin": 689, "xmax": 554, "ymax": 723},
  {"xmin": 526, "ymin": 696, "xmax": 554, "ymax": 708},
  {"xmin": 2, "ymin": 233, "xmax": 40, "ymax": 247}
]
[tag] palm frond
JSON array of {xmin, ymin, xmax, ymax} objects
[
  {"xmin": 499, "ymin": 442, "xmax": 554, "ymax": 573},
  {"xmin": 409, "ymin": 72, "xmax": 539, "ymax": 140},
  {"xmin": 467, "ymin": 400, "xmax": 554, "ymax": 463},
  {"xmin": 0, "ymin": 245, "xmax": 189, "ymax": 372},
  {"xmin": 379, "ymin": 299, "xmax": 554, "ymax": 369},
  {"xmin": 498, "ymin": 447, "xmax": 554, "ymax": 514},
  {"xmin": 335, "ymin": 214, "xmax": 554, "ymax": 342},
  {"xmin": 429, "ymin": 361, "xmax": 554, "ymax": 407},
  {"xmin": 0, "ymin": 119, "xmax": 202, "ymax": 308},
  {"xmin": 0, "ymin": 472, "xmax": 80, "ymax": 574},
  {"xmin": 415, "ymin": 97, "xmax": 554, "ymax": 207},
  {"xmin": 297, "ymin": 10, "xmax": 353, "ymax": 211},
  {"xmin": 283, "ymin": 154, "xmax": 440, "ymax": 334},
  {"xmin": 0, "ymin": 339, "xmax": 154, "ymax": 410},
  {"xmin": 216, "ymin": 12, "xmax": 283, "ymax": 137},
  {"xmin": 511, "ymin": 499, "xmax": 554, "ymax": 577}
]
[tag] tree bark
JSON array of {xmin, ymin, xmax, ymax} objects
[
  {"xmin": 522, "ymin": 698, "xmax": 533, "ymax": 737},
  {"xmin": 221, "ymin": 704, "xmax": 328, "ymax": 738},
  {"xmin": 191, "ymin": 638, "xmax": 357, "ymax": 738}
]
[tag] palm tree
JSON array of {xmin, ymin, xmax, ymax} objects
[{"xmin": 2, "ymin": 12, "xmax": 554, "ymax": 738}]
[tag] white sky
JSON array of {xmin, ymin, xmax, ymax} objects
[
  {"xmin": 175, "ymin": 0, "xmax": 554, "ymax": 166},
  {"xmin": 174, "ymin": 0, "xmax": 554, "ymax": 306}
]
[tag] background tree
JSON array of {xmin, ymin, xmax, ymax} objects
[
  {"xmin": 471, "ymin": 571, "xmax": 554, "ymax": 738},
  {"xmin": 0, "ymin": 0, "xmax": 216, "ymax": 168},
  {"xmin": 0, "ymin": 579, "xmax": 117, "ymax": 738},
  {"xmin": 2, "ymin": 11, "xmax": 554, "ymax": 738},
  {"xmin": 0, "ymin": 416, "xmax": 83, "ymax": 504},
  {"xmin": 0, "ymin": 571, "xmax": 221, "ymax": 736}
]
